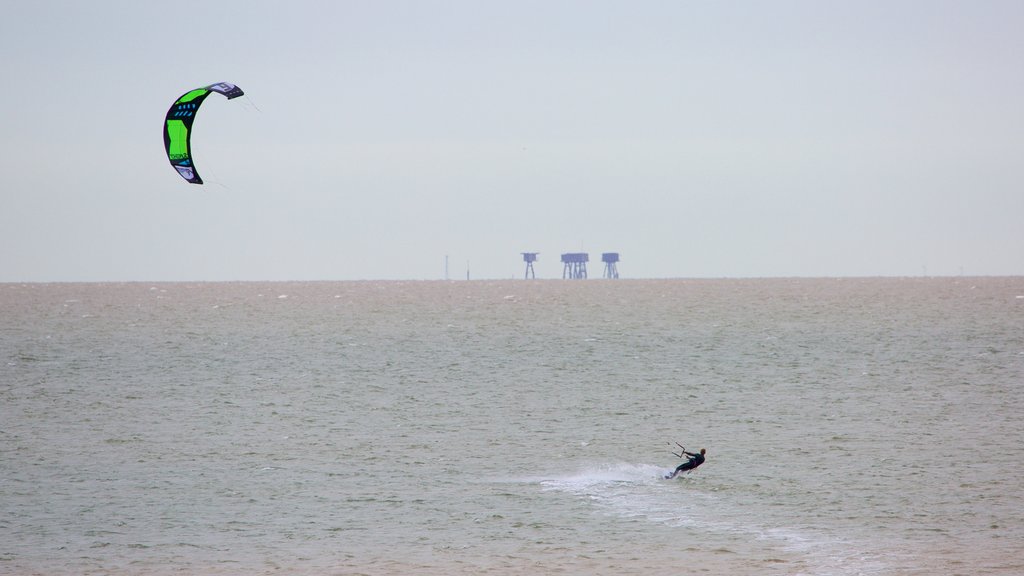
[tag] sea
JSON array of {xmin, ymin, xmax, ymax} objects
[{"xmin": 2, "ymin": 278, "xmax": 1022, "ymax": 575}]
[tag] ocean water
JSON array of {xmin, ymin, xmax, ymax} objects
[{"xmin": 2, "ymin": 278, "xmax": 1022, "ymax": 575}]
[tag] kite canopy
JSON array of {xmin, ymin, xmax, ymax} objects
[{"xmin": 162, "ymin": 82, "xmax": 244, "ymax": 184}]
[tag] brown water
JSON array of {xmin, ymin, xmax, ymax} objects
[{"xmin": 2, "ymin": 278, "xmax": 1022, "ymax": 575}]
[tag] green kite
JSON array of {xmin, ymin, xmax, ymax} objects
[{"xmin": 162, "ymin": 82, "xmax": 244, "ymax": 184}]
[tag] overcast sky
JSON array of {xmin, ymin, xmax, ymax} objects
[{"xmin": 2, "ymin": 0, "xmax": 1021, "ymax": 281}]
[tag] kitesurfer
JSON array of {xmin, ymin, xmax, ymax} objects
[{"xmin": 664, "ymin": 448, "xmax": 706, "ymax": 479}]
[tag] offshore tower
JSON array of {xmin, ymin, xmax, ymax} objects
[
  {"xmin": 521, "ymin": 252, "xmax": 538, "ymax": 279},
  {"xmin": 561, "ymin": 253, "xmax": 588, "ymax": 279},
  {"xmin": 602, "ymin": 252, "xmax": 620, "ymax": 279}
]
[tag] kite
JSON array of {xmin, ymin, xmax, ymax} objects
[{"xmin": 162, "ymin": 82, "xmax": 244, "ymax": 184}]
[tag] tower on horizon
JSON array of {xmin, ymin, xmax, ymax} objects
[
  {"xmin": 561, "ymin": 253, "xmax": 588, "ymax": 279},
  {"xmin": 602, "ymin": 252, "xmax": 620, "ymax": 279},
  {"xmin": 521, "ymin": 252, "xmax": 538, "ymax": 279}
]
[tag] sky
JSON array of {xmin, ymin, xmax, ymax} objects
[{"xmin": 1, "ymin": 0, "xmax": 1022, "ymax": 281}]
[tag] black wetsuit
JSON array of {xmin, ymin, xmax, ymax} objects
[
  {"xmin": 675, "ymin": 452, "xmax": 704, "ymax": 473},
  {"xmin": 666, "ymin": 451, "xmax": 705, "ymax": 478}
]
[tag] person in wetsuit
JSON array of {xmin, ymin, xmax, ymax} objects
[{"xmin": 664, "ymin": 448, "xmax": 706, "ymax": 479}]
